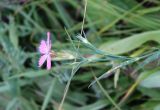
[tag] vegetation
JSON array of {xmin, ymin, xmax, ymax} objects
[{"xmin": 0, "ymin": 0, "xmax": 160, "ymax": 110}]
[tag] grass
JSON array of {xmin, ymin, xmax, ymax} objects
[{"xmin": 0, "ymin": 0, "xmax": 160, "ymax": 110}]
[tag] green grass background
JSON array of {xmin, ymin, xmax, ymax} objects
[{"xmin": 0, "ymin": 0, "xmax": 160, "ymax": 110}]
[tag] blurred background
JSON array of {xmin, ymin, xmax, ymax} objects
[{"xmin": 1, "ymin": 0, "xmax": 160, "ymax": 110}]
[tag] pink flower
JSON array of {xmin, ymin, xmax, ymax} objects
[{"xmin": 38, "ymin": 32, "xmax": 52, "ymax": 70}]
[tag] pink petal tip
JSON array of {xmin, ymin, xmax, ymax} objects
[{"xmin": 47, "ymin": 56, "xmax": 51, "ymax": 70}]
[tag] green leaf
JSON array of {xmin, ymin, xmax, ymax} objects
[
  {"xmin": 10, "ymin": 70, "xmax": 50, "ymax": 79},
  {"xmin": 0, "ymin": 83, "xmax": 10, "ymax": 93},
  {"xmin": 77, "ymin": 100, "xmax": 108, "ymax": 110},
  {"xmin": 41, "ymin": 78, "xmax": 57, "ymax": 110},
  {"xmin": 132, "ymin": 101, "xmax": 159, "ymax": 110},
  {"xmin": 139, "ymin": 69, "xmax": 160, "ymax": 88},
  {"xmin": 100, "ymin": 30, "xmax": 160, "ymax": 54},
  {"xmin": 9, "ymin": 16, "xmax": 18, "ymax": 49},
  {"xmin": 53, "ymin": 0, "xmax": 74, "ymax": 28},
  {"xmin": 6, "ymin": 98, "xmax": 19, "ymax": 110},
  {"xmin": 154, "ymin": 105, "xmax": 160, "ymax": 110}
]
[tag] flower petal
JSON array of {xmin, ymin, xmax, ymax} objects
[
  {"xmin": 47, "ymin": 32, "xmax": 51, "ymax": 50},
  {"xmin": 39, "ymin": 55, "xmax": 47, "ymax": 67},
  {"xmin": 39, "ymin": 40, "xmax": 48, "ymax": 54},
  {"xmin": 47, "ymin": 56, "xmax": 51, "ymax": 70}
]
